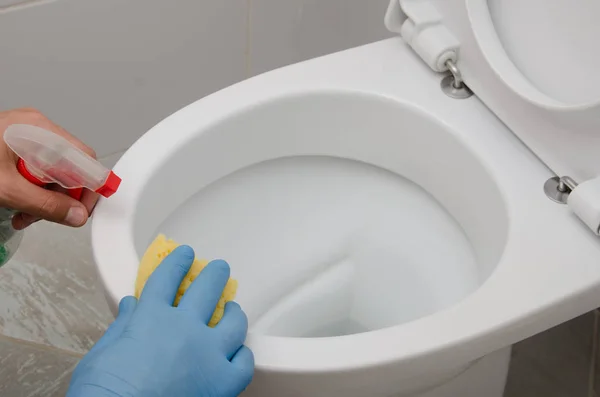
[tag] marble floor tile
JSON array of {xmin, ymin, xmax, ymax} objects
[
  {"xmin": 0, "ymin": 336, "xmax": 80, "ymax": 397},
  {"xmin": 0, "ymin": 150, "xmax": 126, "ymax": 354},
  {"xmin": 0, "ymin": 221, "xmax": 113, "ymax": 354},
  {"xmin": 504, "ymin": 312, "xmax": 594, "ymax": 397}
]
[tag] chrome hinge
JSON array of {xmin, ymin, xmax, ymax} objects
[
  {"xmin": 545, "ymin": 175, "xmax": 600, "ymax": 235},
  {"xmin": 544, "ymin": 176, "xmax": 578, "ymax": 204},
  {"xmin": 384, "ymin": 0, "xmax": 472, "ymax": 99},
  {"xmin": 440, "ymin": 59, "xmax": 473, "ymax": 99}
]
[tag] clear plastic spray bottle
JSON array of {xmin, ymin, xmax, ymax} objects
[{"xmin": 0, "ymin": 124, "xmax": 121, "ymax": 266}]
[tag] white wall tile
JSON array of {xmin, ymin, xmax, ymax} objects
[
  {"xmin": 0, "ymin": 0, "xmax": 27, "ymax": 8},
  {"xmin": 99, "ymin": 150, "xmax": 125, "ymax": 169},
  {"xmin": 0, "ymin": 0, "xmax": 248, "ymax": 157},
  {"xmin": 248, "ymin": 0, "xmax": 393, "ymax": 76}
]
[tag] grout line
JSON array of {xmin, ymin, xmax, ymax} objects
[
  {"xmin": 0, "ymin": 333, "xmax": 85, "ymax": 359},
  {"xmin": 0, "ymin": 0, "xmax": 57, "ymax": 14},
  {"xmin": 245, "ymin": 0, "xmax": 253, "ymax": 78},
  {"xmin": 589, "ymin": 310, "xmax": 599, "ymax": 397},
  {"xmin": 98, "ymin": 148, "xmax": 127, "ymax": 160}
]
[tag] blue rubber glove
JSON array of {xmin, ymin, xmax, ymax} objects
[{"xmin": 66, "ymin": 246, "xmax": 254, "ymax": 397}]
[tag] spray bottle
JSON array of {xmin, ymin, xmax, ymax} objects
[{"xmin": 0, "ymin": 124, "xmax": 121, "ymax": 267}]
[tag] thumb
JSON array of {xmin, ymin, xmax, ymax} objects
[
  {"xmin": 86, "ymin": 296, "xmax": 138, "ymax": 356},
  {"xmin": 6, "ymin": 176, "xmax": 89, "ymax": 227}
]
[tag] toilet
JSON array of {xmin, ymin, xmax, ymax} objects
[{"xmin": 91, "ymin": 0, "xmax": 600, "ymax": 396}]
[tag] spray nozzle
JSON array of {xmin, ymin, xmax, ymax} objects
[{"xmin": 4, "ymin": 124, "xmax": 121, "ymax": 199}]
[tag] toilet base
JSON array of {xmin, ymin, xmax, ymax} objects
[
  {"xmin": 405, "ymin": 347, "xmax": 511, "ymax": 397},
  {"xmin": 244, "ymin": 347, "xmax": 511, "ymax": 397}
]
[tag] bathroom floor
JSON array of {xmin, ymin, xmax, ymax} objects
[{"xmin": 0, "ymin": 155, "xmax": 597, "ymax": 397}]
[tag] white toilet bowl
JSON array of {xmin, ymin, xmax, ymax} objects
[{"xmin": 92, "ymin": 1, "xmax": 600, "ymax": 396}]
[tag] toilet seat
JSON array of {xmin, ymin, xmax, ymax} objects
[
  {"xmin": 386, "ymin": 0, "xmax": 600, "ymax": 183},
  {"xmin": 92, "ymin": 2, "xmax": 600, "ymax": 396}
]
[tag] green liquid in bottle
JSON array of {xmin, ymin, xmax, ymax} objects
[{"xmin": 0, "ymin": 208, "xmax": 23, "ymax": 267}]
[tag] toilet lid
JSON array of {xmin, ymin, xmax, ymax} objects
[{"xmin": 385, "ymin": 0, "xmax": 600, "ymax": 183}]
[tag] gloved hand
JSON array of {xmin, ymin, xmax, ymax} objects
[{"xmin": 67, "ymin": 246, "xmax": 254, "ymax": 397}]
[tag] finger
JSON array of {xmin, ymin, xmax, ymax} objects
[
  {"xmin": 4, "ymin": 175, "xmax": 89, "ymax": 227},
  {"xmin": 87, "ymin": 296, "xmax": 137, "ymax": 355},
  {"xmin": 12, "ymin": 213, "xmax": 40, "ymax": 230},
  {"xmin": 48, "ymin": 185, "xmax": 100, "ymax": 216},
  {"xmin": 140, "ymin": 245, "xmax": 195, "ymax": 305},
  {"xmin": 231, "ymin": 345, "xmax": 255, "ymax": 368},
  {"xmin": 80, "ymin": 189, "xmax": 100, "ymax": 215},
  {"xmin": 178, "ymin": 259, "xmax": 230, "ymax": 324},
  {"xmin": 214, "ymin": 301, "xmax": 248, "ymax": 359},
  {"xmin": 229, "ymin": 345, "xmax": 255, "ymax": 391}
]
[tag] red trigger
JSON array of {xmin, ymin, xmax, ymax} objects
[
  {"xmin": 68, "ymin": 188, "xmax": 83, "ymax": 201},
  {"xmin": 18, "ymin": 159, "xmax": 84, "ymax": 202}
]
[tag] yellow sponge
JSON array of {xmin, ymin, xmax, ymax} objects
[{"xmin": 135, "ymin": 234, "xmax": 238, "ymax": 327}]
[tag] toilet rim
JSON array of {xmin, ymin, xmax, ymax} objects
[
  {"xmin": 92, "ymin": 76, "xmax": 517, "ymax": 372},
  {"xmin": 92, "ymin": 43, "xmax": 600, "ymax": 373}
]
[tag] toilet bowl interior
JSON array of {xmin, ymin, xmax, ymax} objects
[{"xmin": 132, "ymin": 91, "xmax": 509, "ymax": 338}]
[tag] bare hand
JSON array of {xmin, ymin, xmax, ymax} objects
[{"xmin": 0, "ymin": 108, "xmax": 99, "ymax": 229}]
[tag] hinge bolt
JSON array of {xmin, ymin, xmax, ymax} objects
[
  {"xmin": 544, "ymin": 176, "xmax": 579, "ymax": 204},
  {"xmin": 557, "ymin": 176, "xmax": 578, "ymax": 193},
  {"xmin": 445, "ymin": 60, "xmax": 464, "ymax": 89},
  {"xmin": 440, "ymin": 60, "xmax": 473, "ymax": 99}
]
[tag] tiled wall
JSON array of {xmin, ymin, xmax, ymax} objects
[{"xmin": 0, "ymin": 0, "xmax": 392, "ymax": 158}]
